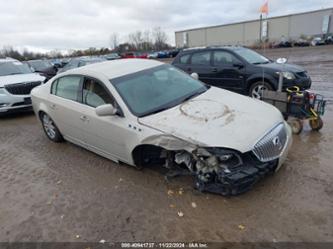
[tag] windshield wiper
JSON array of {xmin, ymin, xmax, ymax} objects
[
  {"xmin": 180, "ymin": 89, "xmax": 206, "ymax": 103},
  {"xmin": 253, "ymin": 61, "xmax": 270, "ymax": 65}
]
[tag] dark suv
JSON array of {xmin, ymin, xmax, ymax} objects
[{"xmin": 172, "ymin": 46, "xmax": 312, "ymax": 97}]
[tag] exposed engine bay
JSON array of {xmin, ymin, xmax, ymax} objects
[{"xmin": 141, "ymin": 146, "xmax": 278, "ymax": 196}]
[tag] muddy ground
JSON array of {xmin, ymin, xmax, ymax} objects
[{"xmin": 0, "ymin": 46, "xmax": 333, "ymax": 242}]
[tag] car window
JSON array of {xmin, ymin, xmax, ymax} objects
[
  {"xmin": 179, "ymin": 54, "xmax": 190, "ymax": 64},
  {"xmin": 52, "ymin": 76, "xmax": 81, "ymax": 101},
  {"xmin": 191, "ymin": 52, "xmax": 211, "ymax": 65},
  {"xmin": 83, "ymin": 78, "xmax": 113, "ymax": 108},
  {"xmin": 213, "ymin": 51, "xmax": 240, "ymax": 65}
]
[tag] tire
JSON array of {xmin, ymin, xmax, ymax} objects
[
  {"xmin": 40, "ymin": 112, "xmax": 64, "ymax": 142},
  {"xmin": 288, "ymin": 119, "xmax": 303, "ymax": 135},
  {"xmin": 309, "ymin": 117, "xmax": 324, "ymax": 131},
  {"xmin": 249, "ymin": 81, "xmax": 273, "ymax": 99}
]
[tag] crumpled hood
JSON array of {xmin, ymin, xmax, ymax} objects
[
  {"xmin": 139, "ymin": 87, "xmax": 284, "ymax": 153},
  {"xmin": 0, "ymin": 73, "xmax": 45, "ymax": 87}
]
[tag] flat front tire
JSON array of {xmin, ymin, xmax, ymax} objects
[
  {"xmin": 249, "ymin": 81, "xmax": 273, "ymax": 99},
  {"xmin": 40, "ymin": 112, "xmax": 64, "ymax": 142}
]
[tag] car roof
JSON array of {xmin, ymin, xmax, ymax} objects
[
  {"xmin": 182, "ymin": 46, "xmax": 244, "ymax": 53},
  {"xmin": 66, "ymin": 59, "xmax": 164, "ymax": 79},
  {"xmin": 0, "ymin": 57, "xmax": 19, "ymax": 63}
]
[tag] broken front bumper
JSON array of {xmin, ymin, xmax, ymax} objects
[{"xmin": 192, "ymin": 123, "xmax": 293, "ymax": 196}]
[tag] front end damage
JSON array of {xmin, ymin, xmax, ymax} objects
[
  {"xmin": 172, "ymin": 148, "xmax": 278, "ymax": 196},
  {"xmin": 140, "ymin": 122, "xmax": 290, "ymax": 196}
]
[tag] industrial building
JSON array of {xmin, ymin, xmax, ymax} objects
[{"xmin": 175, "ymin": 8, "xmax": 333, "ymax": 48}]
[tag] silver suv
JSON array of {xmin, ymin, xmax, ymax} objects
[{"xmin": 0, "ymin": 58, "xmax": 45, "ymax": 114}]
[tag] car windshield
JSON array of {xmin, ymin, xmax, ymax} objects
[
  {"xmin": 233, "ymin": 48, "xmax": 270, "ymax": 64},
  {"xmin": 28, "ymin": 60, "xmax": 52, "ymax": 71},
  {"xmin": 112, "ymin": 64, "xmax": 208, "ymax": 117},
  {"xmin": 0, "ymin": 61, "xmax": 33, "ymax": 76}
]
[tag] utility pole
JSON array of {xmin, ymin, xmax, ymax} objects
[{"xmin": 259, "ymin": 13, "xmax": 263, "ymax": 44}]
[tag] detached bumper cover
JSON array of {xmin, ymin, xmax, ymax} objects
[{"xmin": 195, "ymin": 154, "xmax": 278, "ymax": 196}]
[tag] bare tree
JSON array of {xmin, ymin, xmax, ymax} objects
[
  {"xmin": 129, "ymin": 31, "xmax": 144, "ymax": 50},
  {"xmin": 110, "ymin": 33, "xmax": 119, "ymax": 50},
  {"xmin": 152, "ymin": 27, "xmax": 168, "ymax": 50}
]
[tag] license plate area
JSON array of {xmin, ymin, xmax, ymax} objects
[{"xmin": 24, "ymin": 97, "xmax": 32, "ymax": 105}]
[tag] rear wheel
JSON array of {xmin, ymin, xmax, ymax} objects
[
  {"xmin": 249, "ymin": 81, "xmax": 273, "ymax": 99},
  {"xmin": 40, "ymin": 112, "xmax": 64, "ymax": 142},
  {"xmin": 309, "ymin": 117, "xmax": 324, "ymax": 131}
]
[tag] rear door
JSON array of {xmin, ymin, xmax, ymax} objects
[
  {"xmin": 49, "ymin": 75, "xmax": 87, "ymax": 146},
  {"xmin": 210, "ymin": 50, "xmax": 245, "ymax": 92},
  {"xmin": 188, "ymin": 51, "xmax": 215, "ymax": 85}
]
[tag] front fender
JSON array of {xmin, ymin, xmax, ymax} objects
[{"xmin": 246, "ymin": 73, "xmax": 278, "ymax": 90}]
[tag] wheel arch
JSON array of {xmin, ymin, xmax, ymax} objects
[{"xmin": 246, "ymin": 74, "xmax": 277, "ymax": 92}]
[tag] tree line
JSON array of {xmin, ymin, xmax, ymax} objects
[{"xmin": 0, "ymin": 27, "xmax": 171, "ymax": 61}]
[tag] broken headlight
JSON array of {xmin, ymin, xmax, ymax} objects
[{"xmin": 195, "ymin": 147, "xmax": 243, "ymax": 169}]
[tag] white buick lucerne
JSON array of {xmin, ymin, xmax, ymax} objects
[{"xmin": 31, "ymin": 59, "xmax": 292, "ymax": 196}]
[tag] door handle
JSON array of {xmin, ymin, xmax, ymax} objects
[
  {"xmin": 80, "ymin": 115, "xmax": 89, "ymax": 122},
  {"xmin": 211, "ymin": 68, "xmax": 218, "ymax": 73}
]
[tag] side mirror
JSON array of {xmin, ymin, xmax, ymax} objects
[
  {"xmin": 276, "ymin": 58, "xmax": 287, "ymax": 64},
  {"xmin": 95, "ymin": 104, "xmax": 117, "ymax": 116},
  {"xmin": 190, "ymin": 72, "xmax": 199, "ymax": 80}
]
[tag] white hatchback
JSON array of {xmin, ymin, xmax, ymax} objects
[{"xmin": 31, "ymin": 59, "xmax": 292, "ymax": 196}]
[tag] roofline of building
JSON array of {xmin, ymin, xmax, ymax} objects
[{"xmin": 175, "ymin": 7, "xmax": 333, "ymax": 33}]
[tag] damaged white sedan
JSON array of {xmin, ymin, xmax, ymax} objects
[{"xmin": 31, "ymin": 59, "xmax": 292, "ymax": 196}]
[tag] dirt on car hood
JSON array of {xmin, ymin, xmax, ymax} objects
[{"xmin": 139, "ymin": 87, "xmax": 284, "ymax": 153}]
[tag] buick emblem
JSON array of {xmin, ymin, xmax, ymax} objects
[{"xmin": 272, "ymin": 136, "xmax": 282, "ymax": 149}]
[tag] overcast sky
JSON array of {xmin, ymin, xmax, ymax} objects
[{"xmin": 1, "ymin": 0, "xmax": 332, "ymax": 52}]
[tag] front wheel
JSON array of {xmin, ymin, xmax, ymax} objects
[
  {"xmin": 40, "ymin": 112, "xmax": 64, "ymax": 142},
  {"xmin": 249, "ymin": 81, "xmax": 273, "ymax": 99}
]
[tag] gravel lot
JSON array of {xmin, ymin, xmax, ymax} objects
[{"xmin": 0, "ymin": 46, "xmax": 333, "ymax": 242}]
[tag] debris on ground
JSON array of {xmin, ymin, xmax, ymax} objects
[
  {"xmin": 169, "ymin": 204, "xmax": 176, "ymax": 208},
  {"xmin": 167, "ymin": 190, "xmax": 174, "ymax": 196},
  {"xmin": 99, "ymin": 239, "xmax": 106, "ymax": 243},
  {"xmin": 238, "ymin": 224, "xmax": 246, "ymax": 230},
  {"xmin": 177, "ymin": 211, "xmax": 184, "ymax": 217},
  {"xmin": 56, "ymin": 180, "xmax": 62, "ymax": 185},
  {"xmin": 119, "ymin": 178, "xmax": 123, "ymax": 182},
  {"xmin": 191, "ymin": 202, "xmax": 197, "ymax": 208},
  {"xmin": 60, "ymin": 215, "xmax": 64, "ymax": 219},
  {"xmin": 75, "ymin": 235, "xmax": 80, "ymax": 239},
  {"xmin": 178, "ymin": 188, "xmax": 184, "ymax": 195}
]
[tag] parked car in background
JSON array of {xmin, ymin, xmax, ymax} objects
[
  {"xmin": 311, "ymin": 37, "xmax": 326, "ymax": 46},
  {"xmin": 172, "ymin": 46, "xmax": 312, "ymax": 98},
  {"xmin": 31, "ymin": 59, "xmax": 292, "ymax": 196},
  {"xmin": 57, "ymin": 57, "xmax": 106, "ymax": 73},
  {"xmin": 134, "ymin": 52, "xmax": 148, "ymax": 59},
  {"xmin": 294, "ymin": 39, "xmax": 310, "ymax": 47},
  {"xmin": 157, "ymin": 51, "xmax": 169, "ymax": 58},
  {"xmin": 0, "ymin": 58, "xmax": 45, "ymax": 114},
  {"xmin": 105, "ymin": 53, "xmax": 121, "ymax": 60},
  {"xmin": 168, "ymin": 49, "xmax": 181, "ymax": 58},
  {"xmin": 325, "ymin": 36, "xmax": 333, "ymax": 44},
  {"xmin": 121, "ymin": 52, "xmax": 135, "ymax": 59},
  {"xmin": 25, "ymin": 59, "xmax": 58, "ymax": 81},
  {"xmin": 147, "ymin": 52, "xmax": 158, "ymax": 59}
]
